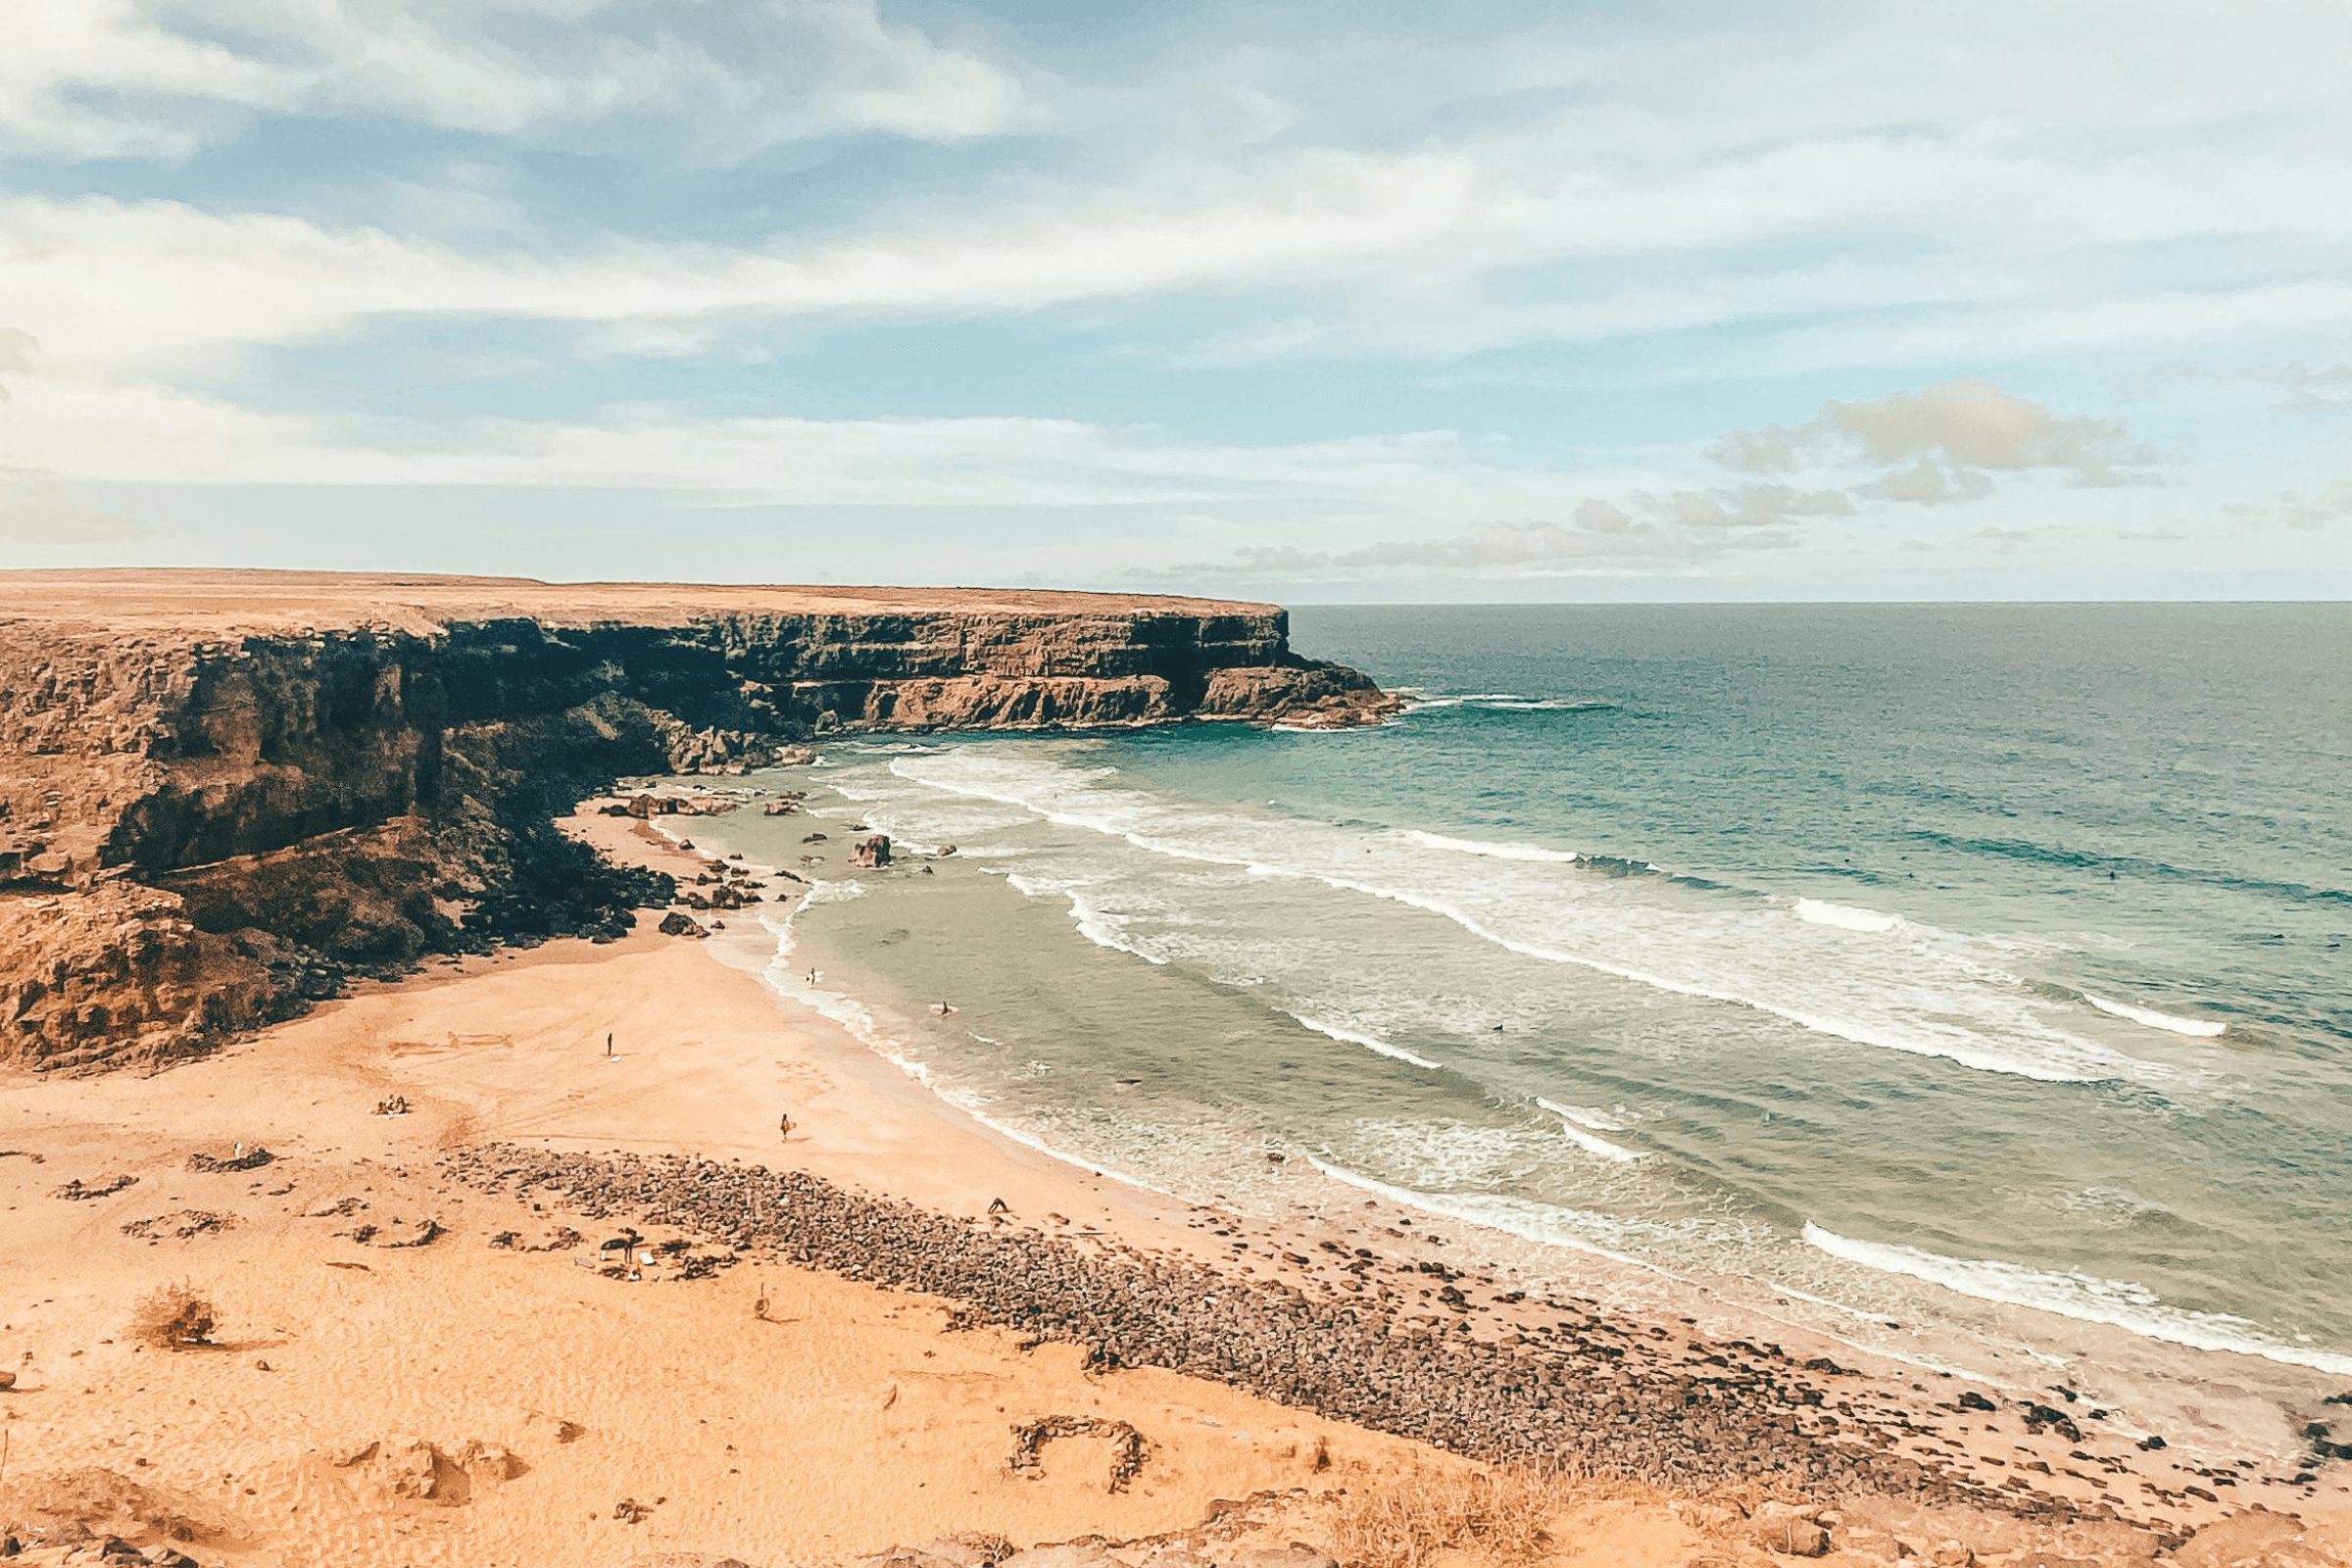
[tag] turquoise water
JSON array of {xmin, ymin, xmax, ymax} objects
[{"xmin": 692, "ymin": 604, "xmax": 2352, "ymax": 1429}]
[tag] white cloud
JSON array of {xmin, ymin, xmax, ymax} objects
[
  {"xmin": 0, "ymin": 0, "xmax": 1032, "ymax": 160},
  {"xmin": 3, "ymin": 2, "xmax": 2349, "ymax": 591},
  {"xmin": 1711, "ymin": 380, "xmax": 2159, "ymax": 500},
  {"xmin": 2278, "ymin": 480, "xmax": 2352, "ymax": 529},
  {"xmin": 0, "ymin": 365, "xmax": 1603, "ymax": 514},
  {"xmin": 2262, "ymin": 363, "xmax": 2352, "ymax": 409},
  {"xmin": 0, "ymin": 328, "xmax": 38, "ymax": 381},
  {"xmin": 0, "ymin": 481, "xmax": 141, "ymax": 542},
  {"xmin": 0, "ymin": 163, "xmax": 1486, "ymax": 381},
  {"xmin": 1178, "ymin": 481, "xmax": 1855, "ymax": 579}
]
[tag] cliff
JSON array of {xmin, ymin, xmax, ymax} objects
[{"xmin": 0, "ymin": 571, "xmax": 1395, "ymax": 1071}]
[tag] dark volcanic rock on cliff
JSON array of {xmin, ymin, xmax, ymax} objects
[{"xmin": 0, "ymin": 571, "xmax": 1394, "ymax": 1070}]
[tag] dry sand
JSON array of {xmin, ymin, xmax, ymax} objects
[{"xmin": 2, "ymin": 807, "xmax": 2347, "ymax": 1568}]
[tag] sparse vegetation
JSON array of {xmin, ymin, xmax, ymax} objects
[
  {"xmin": 1326, "ymin": 1464, "xmax": 1564, "ymax": 1568},
  {"xmin": 129, "ymin": 1280, "xmax": 219, "ymax": 1350}
]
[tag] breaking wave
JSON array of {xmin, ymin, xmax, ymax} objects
[
  {"xmin": 2082, "ymin": 993, "xmax": 2227, "ymax": 1038},
  {"xmin": 1288, "ymin": 1013, "xmax": 1442, "ymax": 1070},
  {"xmin": 1536, "ymin": 1098, "xmax": 1646, "ymax": 1162},
  {"xmin": 1802, "ymin": 1224, "xmax": 2352, "ymax": 1376},
  {"xmin": 1408, "ymin": 830, "xmax": 1583, "ymax": 863},
  {"xmin": 887, "ymin": 751, "xmax": 2166, "ymax": 1087},
  {"xmin": 1793, "ymin": 899, "xmax": 1905, "ymax": 934}
]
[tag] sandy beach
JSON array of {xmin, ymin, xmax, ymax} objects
[{"xmin": 2, "ymin": 800, "xmax": 2346, "ymax": 1568}]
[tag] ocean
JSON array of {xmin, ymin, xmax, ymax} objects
[{"xmin": 676, "ymin": 603, "xmax": 2352, "ymax": 1444}]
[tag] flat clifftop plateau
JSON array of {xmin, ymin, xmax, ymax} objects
[
  {"xmin": 0, "ymin": 569, "xmax": 1396, "ymax": 1071},
  {"xmin": 0, "ymin": 568, "xmax": 1286, "ymax": 637}
]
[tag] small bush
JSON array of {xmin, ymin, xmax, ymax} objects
[
  {"xmin": 1327, "ymin": 1464, "xmax": 1561, "ymax": 1568},
  {"xmin": 130, "ymin": 1281, "xmax": 219, "ymax": 1350}
]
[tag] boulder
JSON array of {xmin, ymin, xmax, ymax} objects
[
  {"xmin": 850, "ymin": 835, "xmax": 892, "ymax": 868},
  {"xmin": 1224, "ymin": 1549, "xmax": 1338, "ymax": 1568},
  {"xmin": 1000, "ymin": 1547, "xmax": 1123, "ymax": 1568},
  {"xmin": 329, "ymin": 1438, "xmax": 520, "ymax": 1506},
  {"xmin": 2172, "ymin": 1511, "xmax": 2327, "ymax": 1568},
  {"xmin": 898, "ymin": 1537, "xmax": 1014, "ymax": 1568},
  {"xmin": 658, "ymin": 911, "xmax": 708, "ymax": 939},
  {"xmin": 1749, "ymin": 1502, "xmax": 1830, "ymax": 1557}
]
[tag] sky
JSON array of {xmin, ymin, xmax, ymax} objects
[{"xmin": 2, "ymin": 0, "xmax": 2349, "ymax": 601}]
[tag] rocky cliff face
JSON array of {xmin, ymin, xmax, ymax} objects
[{"xmin": 0, "ymin": 572, "xmax": 1395, "ymax": 1071}]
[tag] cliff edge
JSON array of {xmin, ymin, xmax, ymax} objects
[{"xmin": 0, "ymin": 570, "xmax": 1395, "ymax": 1071}]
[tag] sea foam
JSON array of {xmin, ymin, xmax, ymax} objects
[
  {"xmin": 1793, "ymin": 898, "xmax": 1905, "ymax": 933},
  {"xmin": 888, "ymin": 751, "xmax": 2165, "ymax": 1088},
  {"xmin": 1801, "ymin": 1223, "xmax": 2352, "ymax": 1375},
  {"xmin": 1305, "ymin": 1156, "xmax": 1690, "ymax": 1273},
  {"xmin": 2083, "ymin": 993, "xmax": 2227, "ymax": 1038},
  {"xmin": 1536, "ymin": 1097, "xmax": 1646, "ymax": 1161},
  {"xmin": 1408, "ymin": 830, "xmax": 1583, "ymax": 862},
  {"xmin": 1287, "ymin": 1012, "xmax": 1442, "ymax": 1069}
]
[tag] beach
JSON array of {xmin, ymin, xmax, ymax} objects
[{"xmin": 2, "ymin": 798, "xmax": 2344, "ymax": 1567}]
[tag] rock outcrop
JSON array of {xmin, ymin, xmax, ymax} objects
[{"xmin": 0, "ymin": 571, "xmax": 1394, "ymax": 1071}]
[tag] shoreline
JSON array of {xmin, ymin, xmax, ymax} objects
[
  {"xmin": 0, "ymin": 790, "xmax": 2343, "ymax": 1564},
  {"xmin": 567, "ymin": 795, "xmax": 2351, "ymax": 1534}
]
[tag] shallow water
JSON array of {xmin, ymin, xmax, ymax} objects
[{"xmin": 677, "ymin": 603, "xmax": 2352, "ymax": 1444}]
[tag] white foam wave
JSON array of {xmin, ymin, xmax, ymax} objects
[
  {"xmin": 1403, "ymin": 692, "xmax": 1530, "ymax": 709},
  {"xmin": 1802, "ymin": 1223, "xmax": 2352, "ymax": 1376},
  {"xmin": 1478, "ymin": 698, "xmax": 1611, "ymax": 710},
  {"xmin": 1532, "ymin": 1099, "xmax": 1643, "ymax": 1161},
  {"xmin": 1793, "ymin": 899, "xmax": 1904, "ymax": 933},
  {"xmin": 1069, "ymin": 891, "xmax": 1167, "ymax": 965},
  {"xmin": 1005, "ymin": 872, "xmax": 1168, "ymax": 965},
  {"xmin": 1408, "ymin": 830, "xmax": 1582, "ymax": 863},
  {"xmin": 2083, "ymin": 993, "xmax": 2227, "ymax": 1038},
  {"xmin": 1287, "ymin": 1013, "xmax": 1442, "ymax": 1069},
  {"xmin": 1536, "ymin": 1098, "xmax": 1631, "ymax": 1132},
  {"xmin": 886, "ymin": 751, "xmax": 2166, "ymax": 1087},
  {"xmin": 1403, "ymin": 693, "xmax": 1609, "ymax": 712},
  {"xmin": 1304, "ymin": 1156, "xmax": 1689, "ymax": 1273},
  {"xmin": 1534, "ymin": 1098, "xmax": 1645, "ymax": 1161},
  {"xmin": 759, "ymin": 881, "xmax": 1174, "ymax": 1197},
  {"xmin": 1558, "ymin": 1123, "xmax": 1644, "ymax": 1162},
  {"xmin": 1293, "ymin": 868, "xmax": 2132, "ymax": 1085}
]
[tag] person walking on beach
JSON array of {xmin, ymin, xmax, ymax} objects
[{"xmin": 778, "ymin": 1110, "xmax": 793, "ymax": 1140}]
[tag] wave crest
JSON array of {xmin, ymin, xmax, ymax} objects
[
  {"xmin": 1793, "ymin": 899, "xmax": 1905, "ymax": 934},
  {"xmin": 1802, "ymin": 1223, "xmax": 2352, "ymax": 1375},
  {"xmin": 1288, "ymin": 1013, "xmax": 1442, "ymax": 1069},
  {"xmin": 2083, "ymin": 993, "xmax": 2227, "ymax": 1038},
  {"xmin": 1407, "ymin": 830, "xmax": 1582, "ymax": 863}
]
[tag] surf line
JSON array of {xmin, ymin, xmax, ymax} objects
[
  {"xmin": 883, "ymin": 756, "xmax": 2156, "ymax": 1086},
  {"xmin": 2082, "ymin": 992, "xmax": 2227, "ymax": 1038},
  {"xmin": 1802, "ymin": 1222, "xmax": 2352, "ymax": 1376}
]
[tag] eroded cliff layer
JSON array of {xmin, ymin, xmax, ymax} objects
[{"xmin": 0, "ymin": 571, "xmax": 1394, "ymax": 1070}]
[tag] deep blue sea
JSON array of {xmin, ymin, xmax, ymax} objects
[{"xmin": 690, "ymin": 604, "xmax": 2352, "ymax": 1441}]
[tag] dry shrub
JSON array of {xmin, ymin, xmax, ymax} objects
[
  {"xmin": 1327, "ymin": 1463, "xmax": 1565, "ymax": 1568},
  {"xmin": 129, "ymin": 1281, "xmax": 218, "ymax": 1350}
]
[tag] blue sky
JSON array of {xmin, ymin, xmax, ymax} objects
[{"xmin": 2, "ymin": 0, "xmax": 2348, "ymax": 599}]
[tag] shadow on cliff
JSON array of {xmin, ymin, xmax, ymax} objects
[{"xmin": 0, "ymin": 600, "xmax": 1392, "ymax": 1071}]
